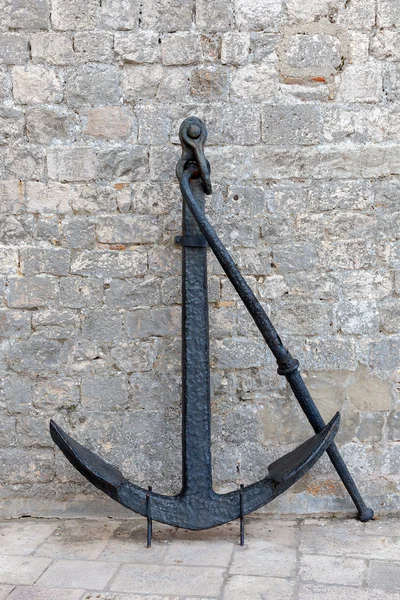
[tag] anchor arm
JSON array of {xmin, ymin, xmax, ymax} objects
[
  {"xmin": 50, "ymin": 413, "xmax": 340, "ymax": 530},
  {"xmin": 178, "ymin": 162, "xmax": 373, "ymax": 522}
]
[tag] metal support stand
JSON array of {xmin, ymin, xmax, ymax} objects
[
  {"xmin": 239, "ymin": 484, "xmax": 245, "ymax": 546},
  {"xmin": 146, "ymin": 486, "xmax": 152, "ymax": 548},
  {"xmin": 49, "ymin": 116, "xmax": 373, "ymax": 540}
]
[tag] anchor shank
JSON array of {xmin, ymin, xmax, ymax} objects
[{"xmin": 181, "ymin": 177, "xmax": 213, "ymax": 496}]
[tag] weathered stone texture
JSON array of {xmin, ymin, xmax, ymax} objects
[
  {"xmin": 6, "ymin": 0, "xmax": 50, "ymax": 30},
  {"xmin": 51, "ymin": 0, "xmax": 99, "ymax": 30},
  {"xmin": 66, "ymin": 66, "xmax": 120, "ymax": 107},
  {"xmin": 336, "ymin": 63, "xmax": 383, "ymax": 103},
  {"xmin": 73, "ymin": 32, "xmax": 114, "ymax": 63},
  {"xmin": 85, "ymin": 107, "xmax": 132, "ymax": 139},
  {"xmin": 47, "ymin": 148, "xmax": 97, "ymax": 182},
  {"xmin": 0, "ymin": 34, "xmax": 29, "ymax": 65},
  {"xmin": 12, "ymin": 66, "xmax": 63, "ymax": 104},
  {"xmin": 221, "ymin": 33, "xmax": 250, "ymax": 65},
  {"xmin": 26, "ymin": 107, "xmax": 70, "ymax": 144},
  {"xmin": 7, "ymin": 276, "xmax": 59, "ymax": 308},
  {"xmin": 115, "ymin": 32, "xmax": 160, "ymax": 64},
  {"xmin": 0, "ymin": 0, "xmax": 398, "ymax": 519},
  {"xmin": 31, "ymin": 33, "xmax": 74, "ymax": 65}
]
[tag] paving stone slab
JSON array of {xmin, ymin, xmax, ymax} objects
[
  {"xmin": 367, "ymin": 560, "xmax": 400, "ymax": 591},
  {"xmin": 223, "ymin": 575, "xmax": 294, "ymax": 600},
  {"xmin": 298, "ymin": 583, "xmax": 400, "ymax": 600},
  {"xmin": 0, "ymin": 520, "xmax": 58, "ymax": 556},
  {"xmin": 0, "ymin": 556, "xmax": 51, "ymax": 586},
  {"xmin": 302, "ymin": 518, "xmax": 366, "ymax": 535},
  {"xmin": 99, "ymin": 521, "xmax": 171, "ymax": 564},
  {"xmin": 362, "ymin": 519, "xmax": 400, "ymax": 537},
  {"xmin": 300, "ymin": 530, "xmax": 400, "ymax": 560},
  {"xmin": 230, "ymin": 542, "xmax": 296, "ymax": 578},
  {"xmin": 300, "ymin": 553, "xmax": 365, "ymax": 585},
  {"xmin": 35, "ymin": 519, "xmax": 121, "ymax": 560},
  {"xmin": 242, "ymin": 518, "xmax": 298, "ymax": 548},
  {"xmin": 82, "ymin": 595, "xmax": 214, "ymax": 600},
  {"xmin": 36, "ymin": 559, "xmax": 119, "ymax": 590},
  {"xmin": 302, "ymin": 518, "xmax": 400, "ymax": 537},
  {"xmin": 0, "ymin": 586, "xmax": 13, "ymax": 600},
  {"xmin": 109, "ymin": 564, "xmax": 224, "ymax": 596},
  {"xmin": 171, "ymin": 521, "xmax": 238, "ymax": 543},
  {"xmin": 8, "ymin": 587, "xmax": 85, "ymax": 599},
  {"xmin": 163, "ymin": 539, "xmax": 234, "ymax": 567}
]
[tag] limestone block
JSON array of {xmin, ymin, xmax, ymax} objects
[
  {"xmin": 336, "ymin": 63, "xmax": 383, "ymax": 104},
  {"xmin": 26, "ymin": 107, "xmax": 70, "ymax": 144},
  {"xmin": 51, "ymin": 0, "xmax": 99, "ymax": 30},
  {"xmin": 140, "ymin": 0, "xmax": 194, "ymax": 31},
  {"xmin": 81, "ymin": 374, "xmax": 129, "ymax": 411},
  {"xmin": 105, "ymin": 278, "xmax": 160, "ymax": 308},
  {"xmin": 31, "ymin": 33, "xmax": 74, "ymax": 65},
  {"xmin": 347, "ymin": 366, "xmax": 392, "ymax": 411},
  {"xmin": 101, "ymin": 0, "xmax": 139, "ymax": 29},
  {"xmin": 235, "ymin": 0, "xmax": 284, "ymax": 31},
  {"xmin": 12, "ymin": 65, "xmax": 63, "ymax": 104},
  {"xmin": 262, "ymin": 104, "xmax": 323, "ymax": 145},
  {"xmin": 115, "ymin": 31, "xmax": 160, "ymax": 64},
  {"xmin": 122, "ymin": 65, "xmax": 164, "ymax": 100},
  {"xmin": 7, "ymin": 276, "xmax": 59, "ymax": 308},
  {"xmin": 377, "ymin": 0, "xmax": 400, "ymax": 27},
  {"xmin": 125, "ymin": 306, "xmax": 180, "ymax": 339},
  {"xmin": 162, "ymin": 33, "xmax": 202, "ymax": 66},
  {"xmin": 62, "ymin": 217, "xmax": 95, "ymax": 249},
  {"xmin": 7, "ymin": 0, "xmax": 50, "ymax": 29},
  {"xmin": 60, "ymin": 276, "xmax": 103, "ymax": 309},
  {"xmin": 66, "ymin": 65, "xmax": 120, "ymax": 107},
  {"xmin": 0, "ymin": 33, "xmax": 29, "ymax": 65},
  {"xmin": 231, "ymin": 64, "xmax": 278, "ymax": 101},
  {"xmin": 20, "ymin": 248, "xmax": 70, "ymax": 276},
  {"xmin": 73, "ymin": 32, "xmax": 114, "ymax": 63},
  {"xmin": 70, "ymin": 249, "xmax": 147, "ymax": 278},
  {"xmin": 82, "ymin": 310, "xmax": 122, "ymax": 343},
  {"xmin": 96, "ymin": 215, "xmax": 160, "ymax": 244},
  {"xmin": 196, "ymin": 0, "xmax": 232, "ymax": 31},
  {"xmin": 47, "ymin": 148, "xmax": 97, "ymax": 182},
  {"xmin": 85, "ymin": 107, "xmax": 132, "ymax": 139},
  {"xmin": 26, "ymin": 182, "xmax": 73, "ymax": 214},
  {"xmin": 221, "ymin": 33, "xmax": 250, "ymax": 65}
]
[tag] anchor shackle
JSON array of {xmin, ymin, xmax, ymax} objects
[{"xmin": 176, "ymin": 116, "xmax": 212, "ymax": 195}]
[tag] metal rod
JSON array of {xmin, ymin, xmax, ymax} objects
[
  {"xmin": 146, "ymin": 486, "xmax": 152, "ymax": 547},
  {"xmin": 181, "ymin": 177, "xmax": 212, "ymax": 496},
  {"xmin": 239, "ymin": 484, "xmax": 245, "ymax": 546},
  {"xmin": 179, "ymin": 166, "xmax": 374, "ymax": 522}
]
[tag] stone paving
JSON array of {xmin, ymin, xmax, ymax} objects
[{"xmin": 0, "ymin": 516, "xmax": 399, "ymax": 599}]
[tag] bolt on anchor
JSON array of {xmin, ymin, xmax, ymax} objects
[{"xmin": 50, "ymin": 117, "xmax": 373, "ymax": 545}]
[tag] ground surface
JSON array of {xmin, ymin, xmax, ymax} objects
[{"xmin": 0, "ymin": 516, "xmax": 399, "ymax": 599}]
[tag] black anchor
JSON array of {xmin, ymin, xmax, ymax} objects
[{"xmin": 50, "ymin": 117, "xmax": 373, "ymax": 545}]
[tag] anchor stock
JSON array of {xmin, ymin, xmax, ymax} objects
[{"xmin": 49, "ymin": 116, "xmax": 370, "ymax": 541}]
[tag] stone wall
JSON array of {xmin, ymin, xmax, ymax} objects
[{"xmin": 0, "ymin": 0, "xmax": 399, "ymax": 519}]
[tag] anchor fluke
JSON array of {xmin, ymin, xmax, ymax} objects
[
  {"xmin": 49, "ymin": 419, "xmax": 126, "ymax": 501},
  {"xmin": 267, "ymin": 412, "xmax": 340, "ymax": 485}
]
